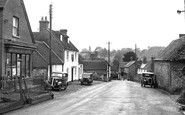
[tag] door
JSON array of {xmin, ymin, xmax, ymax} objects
[{"xmin": 71, "ymin": 67, "xmax": 74, "ymax": 82}]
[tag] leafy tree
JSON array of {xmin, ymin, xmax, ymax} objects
[{"xmin": 123, "ymin": 51, "xmax": 136, "ymax": 62}]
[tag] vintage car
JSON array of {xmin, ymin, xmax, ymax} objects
[
  {"xmin": 141, "ymin": 72, "xmax": 157, "ymax": 88},
  {"xmin": 49, "ymin": 72, "xmax": 68, "ymax": 91},
  {"xmin": 80, "ymin": 73, "xmax": 93, "ymax": 85}
]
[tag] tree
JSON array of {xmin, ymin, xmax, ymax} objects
[{"xmin": 123, "ymin": 51, "xmax": 136, "ymax": 62}]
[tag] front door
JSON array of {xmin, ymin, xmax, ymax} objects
[{"xmin": 71, "ymin": 67, "xmax": 74, "ymax": 82}]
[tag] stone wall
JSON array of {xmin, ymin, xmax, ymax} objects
[
  {"xmin": 154, "ymin": 61, "xmax": 170, "ymax": 91},
  {"xmin": 170, "ymin": 62, "xmax": 185, "ymax": 93}
]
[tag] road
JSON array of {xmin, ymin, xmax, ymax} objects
[{"xmin": 6, "ymin": 80, "xmax": 183, "ymax": 115}]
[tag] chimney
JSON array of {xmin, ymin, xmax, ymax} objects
[
  {"xmin": 60, "ymin": 29, "xmax": 69, "ymax": 43},
  {"xmin": 39, "ymin": 16, "xmax": 49, "ymax": 32},
  {"xmin": 179, "ymin": 34, "xmax": 185, "ymax": 38}
]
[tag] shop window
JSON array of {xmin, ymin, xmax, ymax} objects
[
  {"xmin": 12, "ymin": 54, "xmax": 16, "ymax": 77},
  {"xmin": 6, "ymin": 53, "xmax": 11, "ymax": 79},
  {"xmin": 17, "ymin": 54, "xmax": 21, "ymax": 77},
  {"xmin": 13, "ymin": 17, "xmax": 19, "ymax": 37},
  {"xmin": 26, "ymin": 55, "xmax": 30, "ymax": 78},
  {"xmin": 5, "ymin": 53, "xmax": 31, "ymax": 79},
  {"xmin": 22, "ymin": 54, "xmax": 26, "ymax": 78}
]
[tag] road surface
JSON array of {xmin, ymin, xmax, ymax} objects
[{"xmin": 6, "ymin": 80, "xmax": 183, "ymax": 115}]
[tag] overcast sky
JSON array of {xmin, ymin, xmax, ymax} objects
[{"xmin": 24, "ymin": 0, "xmax": 185, "ymax": 51}]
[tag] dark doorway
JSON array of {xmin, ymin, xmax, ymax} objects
[{"xmin": 71, "ymin": 67, "xmax": 74, "ymax": 82}]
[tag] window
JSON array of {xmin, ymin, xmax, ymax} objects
[
  {"xmin": 67, "ymin": 51, "xmax": 69, "ymax": 61},
  {"xmin": 71, "ymin": 54, "xmax": 74, "ymax": 62},
  {"xmin": 5, "ymin": 53, "xmax": 31, "ymax": 80},
  {"xmin": 13, "ymin": 17, "xmax": 19, "ymax": 37}
]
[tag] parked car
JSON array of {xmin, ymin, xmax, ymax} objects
[
  {"xmin": 141, "ymin": 72, "xmax": 157, "ymax": 88},
  {"xmin": 49, "ymin": 72, "xmax": 68, "ymax": 91},
  {"xmin": 80, "ymin": 73, "xmax": 93, "ymax": 85}
]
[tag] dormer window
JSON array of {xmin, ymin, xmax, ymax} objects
[{"xmin": 13, "ymin": 17, "xmax": 19, "ymax": 37}]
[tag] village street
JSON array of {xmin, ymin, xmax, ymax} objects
[{"xmin": 6, "ymin": 80, "xmax": 183, "ymax": 115}]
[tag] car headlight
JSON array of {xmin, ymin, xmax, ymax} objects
[{"xmin": 58, "ymin": 81, "xmax": 62, "ymax": 85}]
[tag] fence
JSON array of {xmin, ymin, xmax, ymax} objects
[{"xmin": 0, "ymin": 75, "xmax": 53, "ymax": 114}]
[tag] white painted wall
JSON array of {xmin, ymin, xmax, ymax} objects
[{"xmin": 63, "ymin": 50, "xmax": 79, "ymax": 82}]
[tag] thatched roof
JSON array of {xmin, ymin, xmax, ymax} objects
[{"xmin": 156, "ymin": 36, "xmax": 185, "ymax": 61}]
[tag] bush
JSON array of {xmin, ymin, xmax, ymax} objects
[{"xmin": 177, "ymin": 90, "xmax": 185, "ymax": 105}]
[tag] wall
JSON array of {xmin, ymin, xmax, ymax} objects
[
  {"xmin": 129, "ymin": 64, "xmax": 136, "ymax": 80},
  {"xmin": 3, "ymin": 0, "xmax": 33, "ymax": 43},
  {"xmin": 64, "ymin": 50, "xmax": 79, "ymax": 81},
  {"xmin": 170, "ymin": 62, "xmax": 185, "ymax": 93},
  {"xmin": 154, "ymin": 61, "xmax": 171, "ymax": 91}
]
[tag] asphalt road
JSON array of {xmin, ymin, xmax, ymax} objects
[{"xmin": 6, "ymin": 80, "xmax": 183, "ymax": 115}]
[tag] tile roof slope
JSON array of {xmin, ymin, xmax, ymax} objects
[
  {"xmin": 124, "ymin": 61, "xmax": 135, "ymax": 67},
  {"xmin": 81, "ymin": 60, "xmax": 107, "ymax": 70},
  {"xmin": 53, "ymin": 30, "xmax": 79, "ymax": 52},
  {"xmin": 33, "ymin": 30, "xmax": 64, "ymax": 62},
  {"xmin": 119, "ymin": 62, "xmax": 128, "ymax": 68},
  {"xmin": 0, "ymin": 0, "xmax": 8, "ymax": 8},
  {"xmin": 35, "ymin": 41, "xmax": 63, "ymax": 64},
  {"xmin": 156, "ymin": 36, "xmax": 185, "ymax": 61}
]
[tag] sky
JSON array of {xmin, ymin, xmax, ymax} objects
[{"xmin": 24, "ymin": 0, "xmax": 185, "ymax": 51}]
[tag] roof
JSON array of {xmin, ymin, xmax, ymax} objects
[
  {"xmin": 156, "ymin": 36, "xmax": 185, "ymax": 61},
  {"xmin": 124, "ymin": 61, "xmax": 135, "ymax": 68},
  {"xmin": 33, "ymin": 30, "xmax": 64, "ymax": 62},
  {"xmin": 0, "ymin": 0, "xmax": 8, "ymax": 8},
  {"xmin": 34, "ymin": 41, "xmax": 63, "ymax": 65},
  {"xmin": 140, "ymin": 63, "xmax": 147, "ymax": 69},
  {"xmin": 53, "ymin": 30, "xmax": 79, "ymax": 52},
  {"xmin": 81, "ymin": 60, "xmax": 107, "ymax": 70},
  {"xmin": 119, "ymin": 62, "xmax": 128, "ymax": 68}
]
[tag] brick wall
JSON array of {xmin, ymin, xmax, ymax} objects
[{"xmin": 3, "ymin": 0, "xmax": 33, "ymax": 43}]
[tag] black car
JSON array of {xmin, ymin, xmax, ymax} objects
[
  {"xmin": 80, "ymin": 73, "xmax": 93, "ymax": 85},
  {"xmin": 48, "ymin": 72, "xmax": 68, "ymax": 91},
  {"xmin": 141, "ymin": 72, "xmax": 157, "ymax": 88}
]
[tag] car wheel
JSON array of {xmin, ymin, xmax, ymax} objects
[
  {"xmin": 58, "ymin": 87, "xmax": 62, "ymax": 92},
  {"xmin": 64, "ymin": 85, "xmax": 67, "ymax": 90}
]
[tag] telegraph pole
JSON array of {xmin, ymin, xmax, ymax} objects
[
  {"xmin": 49, "ymin": 4, "xmax": 52, "ymax": 78},
  {"xmin": 107, "ymin": 41, "xmax": 111, "ymax": 81},
  {"xmin": 135, "ymin": 44, "xmax": 137, "ymax": 75}
]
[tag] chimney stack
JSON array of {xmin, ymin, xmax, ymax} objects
[
  {"xmin": 60, "ymin": 29, "xmax": 69, "ymax": 43},
  {"xmin": 39, "ymin": 16, "xmax": 49, "ymax": 32}
]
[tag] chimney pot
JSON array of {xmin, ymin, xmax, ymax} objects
[
  {"xmin": 41, "ymin": 17, "xmax": 44, "ymax": 20},
  {"xmin": 45, "ymin": 16, "xmax": 47, "ymax": 21}
]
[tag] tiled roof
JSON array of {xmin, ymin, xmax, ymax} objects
[
  {"xmin": 119, "ymin": 62, "xmax": 128, "ymax": 68},
  {"xmin": 33, "ymin": 51, "xmax": 48, "ymax": 68},
  {"xmin": 156, "ymin": 36, "xmax": 185, "ymax": 61},
  {"xmin": 0, "ymin": 0, "xmax": 8, "ymax": 8},
  {"xmin": 124, "ymin": 61, "xmax": 135, "ymax": 68},
  {"xmin": 34, "ymin": 41, "xmax": 63, "ymax": 64},
  {"xmin": 81, "ymin": 60, "xmax": 107, "ymax": 70},
  {"xmin": 53, "ymin": 30, "xmax": 79, "ymax": 52},
  {"xmin": 33, "ymin": 30, "xmax": 64, "ymax": 62}
]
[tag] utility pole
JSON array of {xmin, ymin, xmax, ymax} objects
[
  {"xmin": 107, "ymin": 41, "xmax": 111, "ymax": 82},
  {"xmin": 135, "ymin": 44, "xmax": 137, "ymax": 75},
  {"xmin": 49, "ymin": 4, "xmax": 53, "ymax": 78}
]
